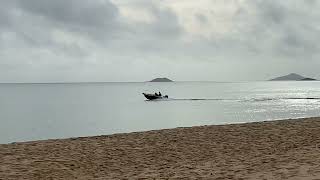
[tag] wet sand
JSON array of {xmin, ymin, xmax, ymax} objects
[{"xmin": 1, "ymin": 117, "xmax": 320, "ymax": 179}]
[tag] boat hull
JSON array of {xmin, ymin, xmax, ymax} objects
[{"xmin": 142, "ymin": 93, "xmax": 168, "ymax": 100}]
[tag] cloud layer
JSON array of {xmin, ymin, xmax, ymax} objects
[{"xmin": 0, "ymin": 0, "xmax": 319, "ymax": 82}]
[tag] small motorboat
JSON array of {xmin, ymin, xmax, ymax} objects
[{"xmin": 142, "ymin": 93, "xmax": 168, "ymax": 100}]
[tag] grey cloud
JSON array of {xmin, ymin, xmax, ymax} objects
[
  {"xmin": 101, "ymin": 1, "xmax": 184, "ymax": 58},
  {"xmin": 0, "ymin": 0, "xmax": 122, "ymax": 61},
  {"xmin": 0, "ymin": 0, "xmax": 184, "ymax": 73},
  {"xmin": 256, "ymin": 1, "xmax": 286, "ymax": 25},
  {"xmin": 0, "ymin": 0, "xmax": 320, "ymax": 82},
  {"xmin": 0, "ymin": 2, "xmax": 16, "ymax": 30},
  {"xmin": 221, "ymin": 0, "xmax": 320, "ymax": 59},
  {"xmin": 1, "ymin": 0, "xmax": 121, "ymax": 47},
  {"xmin": 149, "ymin": 6, "xmax": 182, "ymax": 38},
  {"xmin": 1, "ymin": 0, "xmax": 183, "ymax": 54},
  {"xmin": 16, "ymin": 0, "xmax": 119, "ymax": 28},
  {"xmin": 195, "ymin": 14, "xmax": 208, "ymax": 24},
  {"xmin": 261, "ymin": 2, "xmax": 320, "ymax": 58},
  {"xmin": 120, "ymin": 1, "xmax": 183, "ymax": 40}
]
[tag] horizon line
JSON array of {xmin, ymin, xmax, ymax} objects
[{"xmin": 0, "ymin": 80, "xmax": 273, "ymax": 84}]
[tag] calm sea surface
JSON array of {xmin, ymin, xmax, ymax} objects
[{"xmin": 1, "ymin": 81, "xmax": 320, "ymax": 144}]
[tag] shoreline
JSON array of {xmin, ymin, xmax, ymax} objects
[
  {"xmin": 4, "ymin": 116, "xmax": 318, "ymax": 145},
  {"xmin": 1, "ymin": 117, "xmax": 320, "ymax": 179}
]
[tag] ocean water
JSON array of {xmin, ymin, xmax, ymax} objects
[{"xmin": 0, "ymin": 81, "xmax": 320, "ymax": 144}]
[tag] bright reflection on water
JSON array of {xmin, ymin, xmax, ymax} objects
[{"xmin": 0, "ymin": 81, "xmax": 320, "ymax": 144}]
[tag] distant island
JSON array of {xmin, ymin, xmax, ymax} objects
[
  {"xmin": 270, "ymin": 73, "xmax": 317, "ymax": 81},
  {"xmin": 301, "ymin": 78, "xmax": 317, "ymax": 81},
  {"xmin": 150, "ymin": 78, "xmax": 173, "ymax": 82}
]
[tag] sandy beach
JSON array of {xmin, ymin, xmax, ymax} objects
[{"xmin": 1, "ymin": 117, "xmax": 320, "ymax": 179}]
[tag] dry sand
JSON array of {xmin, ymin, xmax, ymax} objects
[{"xmin": 1, "ymin": 117, "xmax": 320, "ymax": 179}]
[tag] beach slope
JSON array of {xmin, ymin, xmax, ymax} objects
[{"xmin": 1, "ymin": 117, "xmax": 320, "ymax": 179}]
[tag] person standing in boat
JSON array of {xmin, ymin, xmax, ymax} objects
[{"xmin": 158, "ymin": 92, "xmax": 161, "ymax": 96}]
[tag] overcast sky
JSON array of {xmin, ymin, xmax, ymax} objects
[{"xmin": 0, "ymin": 0, "xmax": 319, "ymax": 82}]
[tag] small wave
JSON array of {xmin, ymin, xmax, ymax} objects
[
  {"xmin": 284, "ymin": 97, "xmax": 320, "ymax": 100},
  {"xmin": 172, "ymin": 98, "xmax": 228, "ymax": 101},
  {"xmin": 146, "ymin": 98, "xmax": 236, "ymax": 101},
  {"xmin": 249, "ymin": 97, "xmax": 320, "ymax": 102}
]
